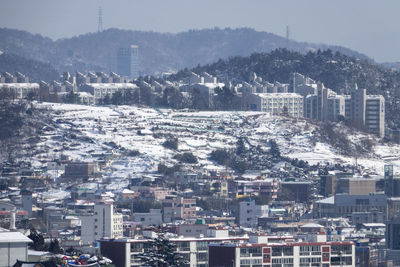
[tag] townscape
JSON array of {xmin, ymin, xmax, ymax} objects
[
  {"xmin": 2, "ymin": 64, "xmax": 400, "ymax": 267},
  {"xmin": 2, "ymin": 2, "xmax": 400, "ymax": 267}
]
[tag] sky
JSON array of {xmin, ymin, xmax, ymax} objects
[{"xmin": 0, "ymin": 0, "xmax": 399, "ymax": 62}]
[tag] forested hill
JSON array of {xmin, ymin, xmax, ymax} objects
[
  {"xmin": 0, "ymin": 27, "xmax": 369, "ymax": 75},
  {"xmin": 176, "ymin": 49, "xmax": 400, "ymax": 129},
  {"xmin": 0, "ymin": 52, "xmax": 59, "ymax": 82}
]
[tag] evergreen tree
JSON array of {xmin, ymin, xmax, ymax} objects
[
  {"xmin": 48, "ymin": 238, "xmax": 63, "ymax": 254},
  {"xmin": 28, "ymin": 227, "xmax": 47, "ymax": 251},
  {"xmin": 63, "ymin": 90, "xmax": 79, "ymax": 104},
  {"xmin": 138, "ymin": 231, "xmax": 186, "ymax": 267},
  {"xmin": 111, "ymin": 91, "xmax": 124, "ymax": 105}
]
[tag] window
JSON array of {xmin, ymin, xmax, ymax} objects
[{"xmin": 197, "ymin": 252, "xmax": 208, "ymax": 261}]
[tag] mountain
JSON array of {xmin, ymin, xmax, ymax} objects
[
  {"xmin": 0, "ymin": 27, "xmax": 369, "ymax": 76},
  {"xmin": 0, "ymin": 52, "xmax": 59, "ymax": 82}
]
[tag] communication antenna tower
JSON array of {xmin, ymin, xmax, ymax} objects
[{"xmin": 98, "ymin": 6, "xmax": 103, "ymax": 32}]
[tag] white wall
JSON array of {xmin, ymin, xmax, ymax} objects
[{"xmin": 0, "ymin": 242, "xmax": 28, "ymax": 267}]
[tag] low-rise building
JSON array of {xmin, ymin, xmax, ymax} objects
[
  {"xmin": 209, "ymin": 240, "xmax": 355, "ymax": 267},
  {"xmin": 245, "ymin": 93, "xmax": 304, "ymax": 117},
  {"xmin": 100, "ymin": 234, "xmax": 249, "ymax": 267},
  {"xmin": 0, "ymin": 228, "xmax": 32, "ymax": 266}
]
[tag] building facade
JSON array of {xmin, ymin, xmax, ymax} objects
[
  {"xmin": 246, "ymin": 93, "xmax": 304, "ymax": 117},
  {"xmin": 100, "ymin": 235, "xmax": 249, "ymax": 267},
  {"xmin": 117, "ymin": 45, "xmax": 139, "ymax": 79},
  {"xmin": 81, "ymin": 203, "xmax": 123, "ymax": 244},
  {"xmin": 209, "ymin": 241, "xmax": 355, "ymax": 267}
]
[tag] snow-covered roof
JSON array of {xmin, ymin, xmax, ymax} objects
[
  {"xmin": 300, "ymin": 223, "xmax": 324, "ymax": 228},
  {"xmin": 254, "ymin": 93, "xmax": 303, "ymax": 99},
  {"xmin": 122, "ymin": 189, "xmax": 135, "ymax": 194},
  {"xmin": 362, "ymin": 223, "xmax": 385, "ymax": 228},
  {"xmin": 78, "ymin": 92, "xmax": 94, "ymax": 98},
  {"xmin": 0, "ymin": 83, "xmax": 39, "ymax": 89},
  {"xmin": 315, "ymin": 196, "xmax": 334, "ymax": 205},
  {"xmin": 86, "ymin": 83, "xmax": 138, "ymax": 89},
  {"xmin": 0, "ymin": 231, "xmax": 32, "ymax": 243}
]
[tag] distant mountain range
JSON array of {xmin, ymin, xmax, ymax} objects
[{"xmin": 0, "ymin": 27, "xmax": 370, "ymax": 76}]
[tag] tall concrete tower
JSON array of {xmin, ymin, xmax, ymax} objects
[{"xmin": 21, "ymin": 190, "xmax": 32, "ymax": 218}]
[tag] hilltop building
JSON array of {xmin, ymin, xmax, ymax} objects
[
  {"xmin": 294, "ymin": 73, "xmax": 385, "ymax": 137},
  {"xmin": 244, "ymin": 92, "xmax": 304, "ymax": 117},
  {"xmin": 0, "ymin": 72, "xmax": 39, "ymax": 99}
]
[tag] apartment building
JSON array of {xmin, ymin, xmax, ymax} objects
[
  {"xmin": 81, "ymin": 203, "xmax": 123, "ymax": 244},
  {"xmin": 234, "ymin": 179, "xmax": 279, "ymax": 200},
  {"xmin": 365, "ymin": 95, "xmax": 385, "ymax": 138},
  {"xmin": 238, "ymin": 200, "xmax": 269, "ymax": 228},
  {"xmin": 245, "ymin": 93, "xmax": 304, "ymax": 117},
  {"xmin": 100, "ymin": 234, "xmax": 249, "ymax": 267},
  {"xmin": 0, "ymin": 72, "xmax": 39, "ymax": 99},
  {"xmin": 162, "ymin": 196, "xmax": 196, "ymax": 223},
  {"xmin": 209, "ymin": 240, "xmax": 355, "ymax": 267},
  {"xmin": 295, "ymin": 73, "xmax": 385, "ymax": 137}
]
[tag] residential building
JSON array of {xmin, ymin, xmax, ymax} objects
[
  {"xmin": 0, "ymin": 72, "xmax": 39, "ymax": 99},
  {"xmin": 349, "ymin": 86, "xmax": 385, "ymax": 138},
  {"xmin": 209, "ymin": 240, "xmax": 355, "ymax": 267},
  {"xmin": 245, "ymin": 93, "xmax": 304, "ymax": 117},
  {"xmin": 238, "ymin": 200, "xmax": 269, "ymax": 228},
  {"xmin": 131, "ymin": 209, "xmax": 162, "ymax": 226},
  {"xmin": 162, "ymin": 196, "xmax": 196, "ymax": 223},
  {"xmin": 100, "ymin": 234, "xmax": 249, "ymax": 267},
  {"xmin": 234, "ymin": 179, "xmax": 279, "ymax": 200},
  {"xmin": 81, "ymin": 203, "xmax": 123, "ymax": 244},
  {"xmin": 365, "ymin": 95, "xmax": 385, "ymax": 138},
  {"xmin": 327, "ymin": 95, "xmax": 347, "ymax": 121},
  {"xmin": 80, "ymin": 82, "xmax": 138, "ymax": 104}
]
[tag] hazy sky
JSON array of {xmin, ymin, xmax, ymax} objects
[{"xmin": 0, "ymin": 0, "xmax": 399, "ymax": 62}]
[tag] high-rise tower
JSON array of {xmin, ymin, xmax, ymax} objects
[{"xmin": 117, "ymin": 45, "xmax": 139, "ymax": 79}]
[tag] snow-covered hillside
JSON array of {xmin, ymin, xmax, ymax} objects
[{"xmin": 32, "ymin": 103, "xmax": 400, "ymax": 177}]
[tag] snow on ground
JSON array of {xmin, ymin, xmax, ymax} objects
[{"xmin": 30, "ymin": 103, "xmax": 400, "ymax": 182}]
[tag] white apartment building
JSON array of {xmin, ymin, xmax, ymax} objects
[
  {"xmin": 80, "ymin": 83, "xmax": 138, "ymax": 104},
  {"xmin": 209, "ymin": 240, "xmax": 355, "ymax": 267},
  {"xmin": 0, "ymin": 83, "xmax": 39, "ymax": 99},
  {"xmin": 239, "ymin": 200, "xmax": 269, "ymax": 228},
  {"xmin": 246, "ymin": 93, "xmax": 304, "ymax": 117},
  {"xmin": 100, "ymin": 233, "xmax": 249, "ymax": 267},
  {"xmin": 81, "ymin": 203, "xmax": 123, "ymax": 244}
]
